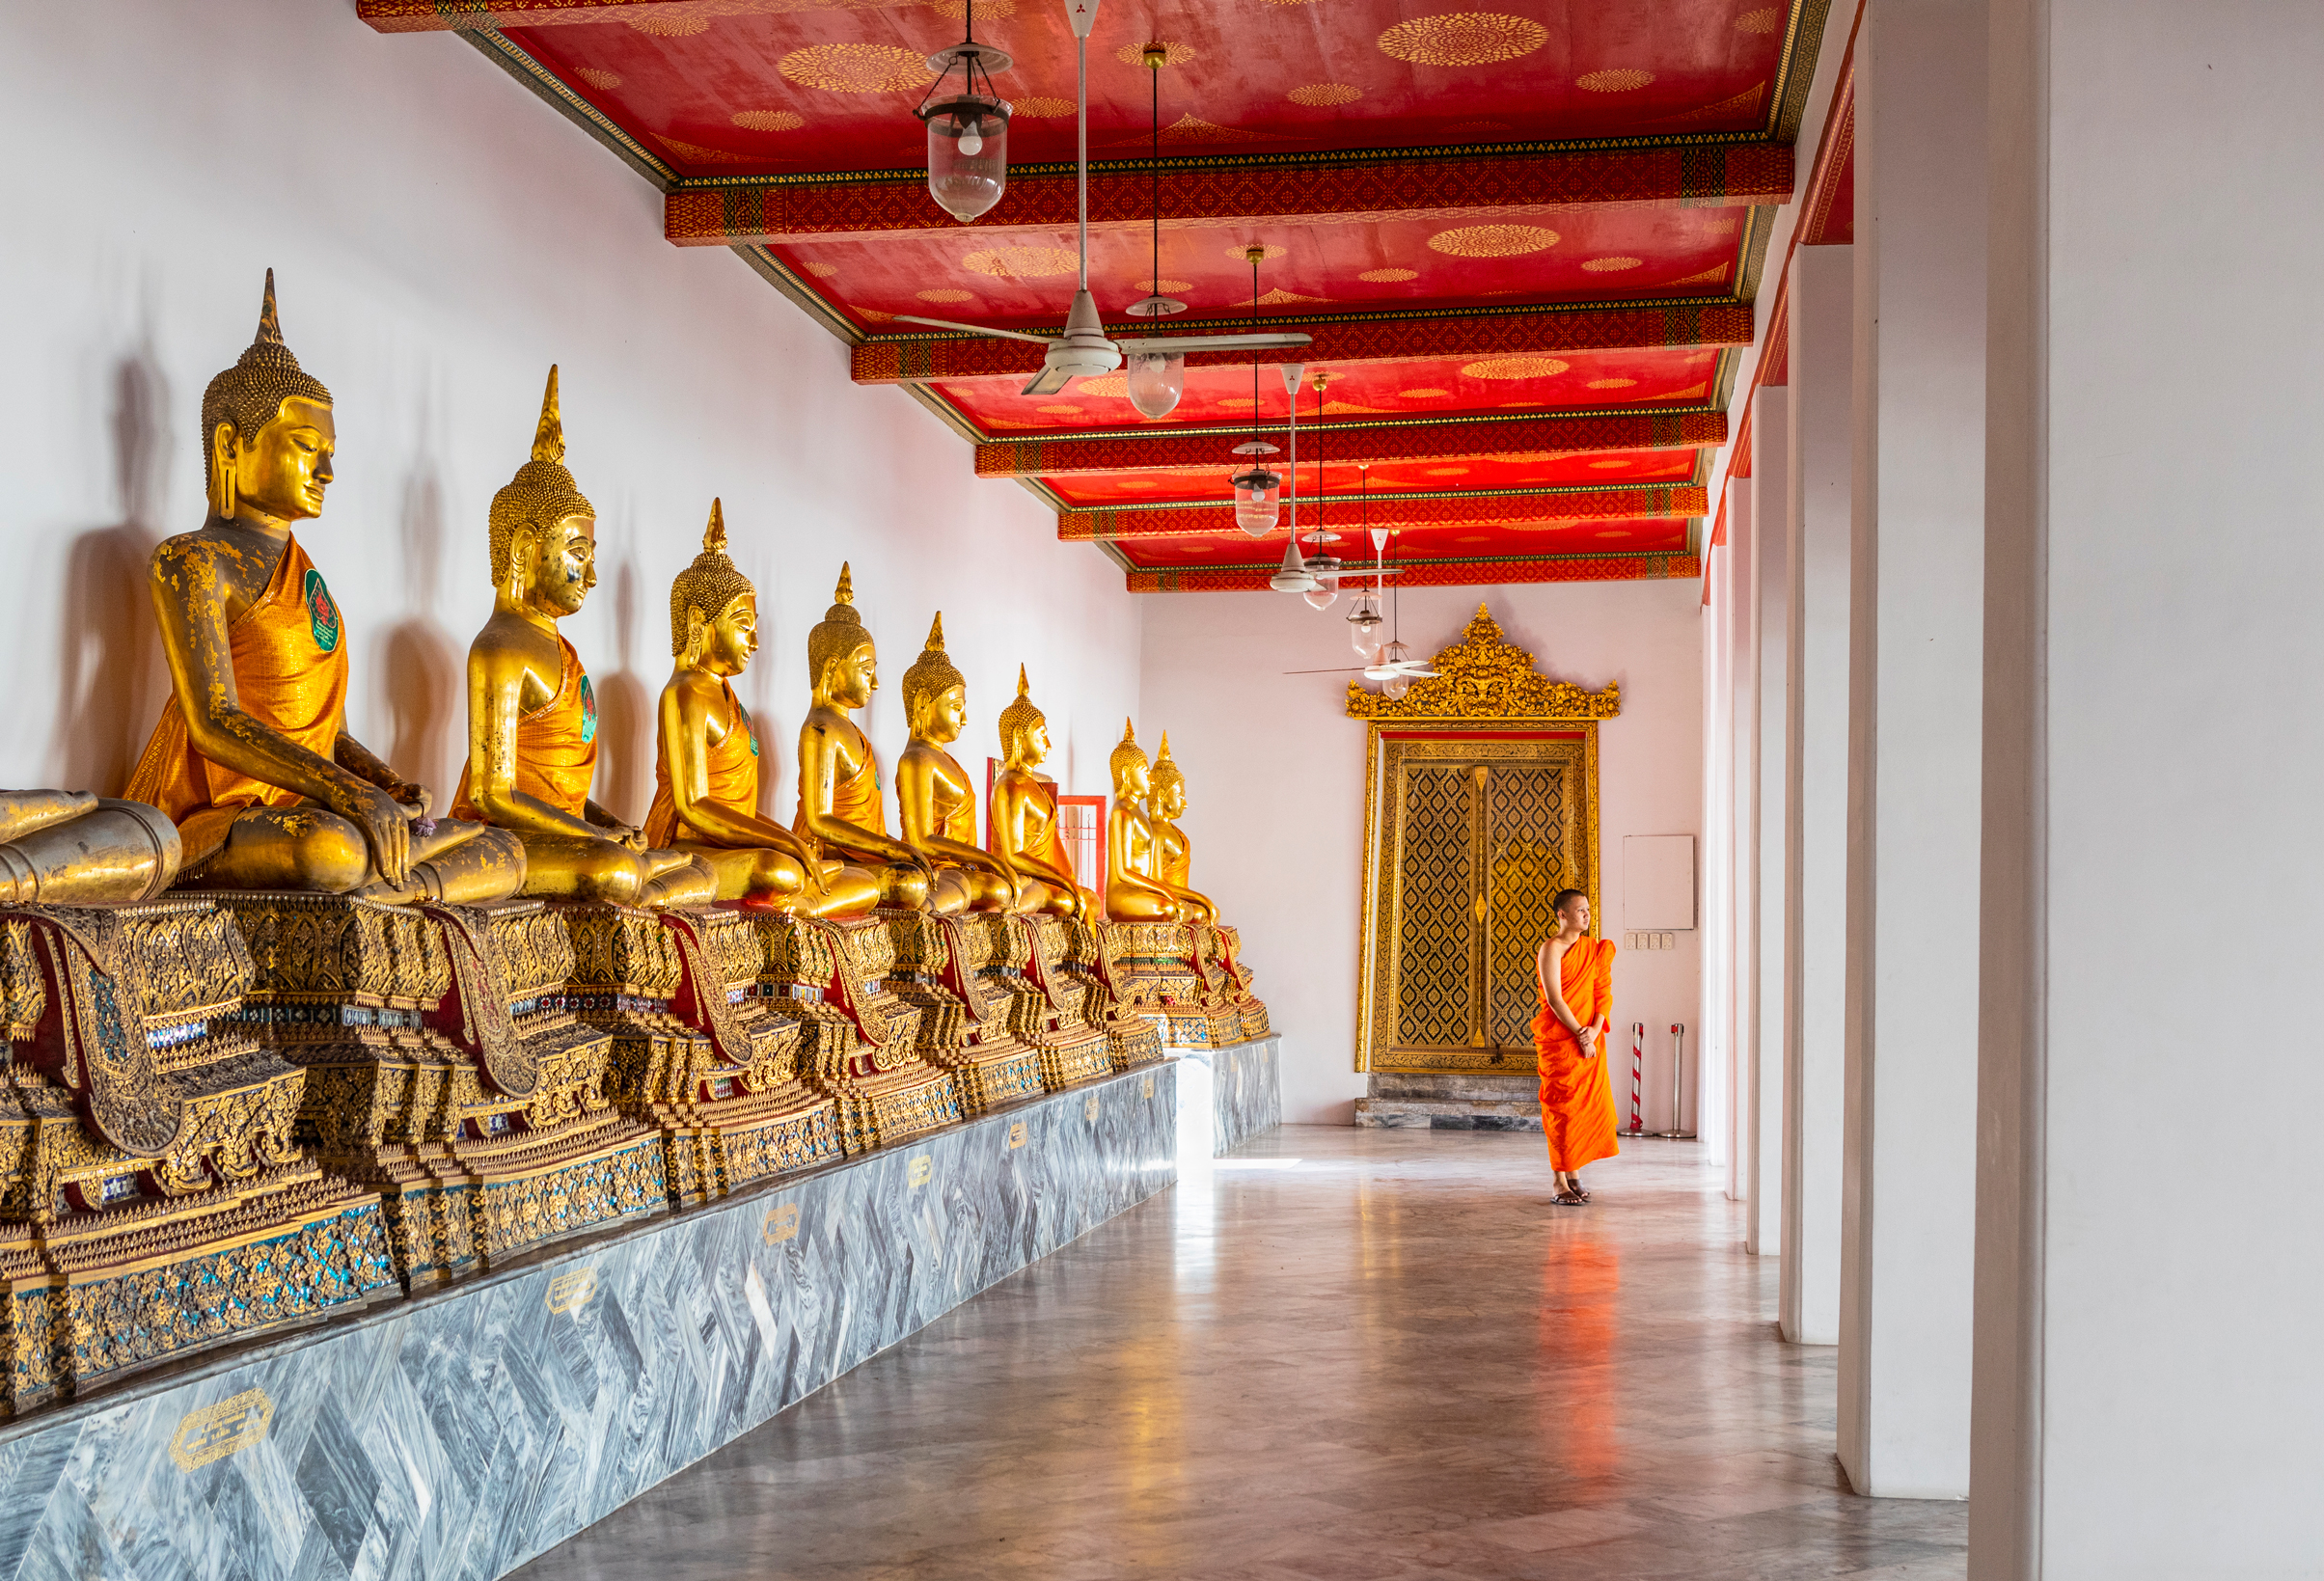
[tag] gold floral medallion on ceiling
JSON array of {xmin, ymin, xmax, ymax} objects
[
  {"xmin": 1377, "ymin": 13, "xmax": 1547, "ymax": 67},
  {"xmin": 1346, "ymin": 606, "xmax": 1622, "ymax": 722},
  {"xmin": 778, "ymin": 44, "xmax": 936, "ymax": 94}
]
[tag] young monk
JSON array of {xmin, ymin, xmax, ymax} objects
[{"xmin": 1533, "ymin": 887, "xmax": 1619, "ymax": 1206}]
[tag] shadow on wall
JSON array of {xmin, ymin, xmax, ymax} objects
[
  {"xmin": 381, "ymin": 464, "xmax": 458, "ymax": 800},
  {"xmin": 596, "ymin": 558, "xmax": 651, "ymax": 827},
  {"xmin": 57, "ymin": 351, "xmax": 175, "ymax": 793}
]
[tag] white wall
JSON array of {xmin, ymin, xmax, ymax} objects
[
  {"xmin": 1140, "ymin": 583, "xmax": 1702, "ymax": 1126},
  {"xmin": 0, "ymin": 1, "xmax": 1138, "ymax": 822}
]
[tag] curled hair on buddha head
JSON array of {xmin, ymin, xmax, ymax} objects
[
  {"xmin": 489, "ymin": 366, "xmax": 596, "ymax": 588},
  {"xmin": 202, "ymin": 269, "xmax": 334, "ymax": 502},
  {"xmin": 998, "ymin": 665, "xmax": 1045, "ymax": 761},
  {"xmin": 1551, "ymin": 887, "xmax": 1588, "ymax": 917},
  {"xmin": 1149, "ymin": 731, "xmax": 1186, "ymax": 801},
  {"xmin": 900, "ymin": 613, "xmax": 968, "ymax": 731},
  {"xmin": 807, "ymin": 561, "xmax": 872, "ymax": 687},
  {"xmin": 669, "ymin": 498, "xmax": 755, "ymax": 656},
  {"xmin": 1108, "ymin": 718, "xmax": 1149, "ymax": 783}
]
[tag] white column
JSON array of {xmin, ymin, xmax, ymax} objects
[
  {"xmin": 1701, "ymin": 506, "xmax": 1733, "ymax": 1175},
  {"xmin": 1836, "ymin": 0, "xmax": 1985, "ymax": 1500},
  {"xmin": 1745, "ymin": 386, "xmax": 1788, "ymax": 1260},
  {"xmin": 1782, "ymin": 243, "xmax": 1849, "ymax": 1347},
  {"xmin": 1725, "ymin": 479, "xmax": 1756, "ymax": 1202},
  {"xmin": 1975, "ymin": 3, "xmax": 2324, "ymax": 1574}
]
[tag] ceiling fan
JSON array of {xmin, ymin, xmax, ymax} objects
[
  {"xmin": 1271, "ymin": 391, "xmax": 1404, "ymax": 595},
  {"xmin": 1284, "ymin": 469, "xmax": 1435, "ymax": 685},
  {"xmin": 895, "ymin": 0, "xmax": 1311, "ymax": 396}
]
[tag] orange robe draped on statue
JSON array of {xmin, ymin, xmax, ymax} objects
[
  {"xmin": 450, "ymin": 635, "xmax": 598, "ymax": 823},
  {"xmin": 1531, "ymin": 935, "xmax": 1620, "ymax": 1172},
  {"xmin": 123, "ymin": 534, "xmax": 350, "ymax": 867},
  {"xmin": 792, "ymin": 732, "xmax": 885, "ymax": 850},
  {"xmin": 642, "ymin": 679, "xmax": 758, "ymax": 848}
]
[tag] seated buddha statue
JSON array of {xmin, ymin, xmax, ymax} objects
[
  {"xmin": 1103, "ymin": 722, "xmax": 1181, "ymax": 923},
  {"xmin": 642, "ymin": 505, "xmax": 879, "ymax": 917},
  {"xmin": 895, "ymin": 614, "xmax": 1019, "ymax": 914},
  {"xmin": 124, "ymin": 272, "xmax": 523, "ymax": 904},
  {"xmin": 1146, "ymin": 732, "xmax": 1217, "ymax": 924},
  {"xmin": 449, "ymin": 367, "xmax": 713, "ymax": 909},
  {"xmin": 987, "ymin": 667, "xmax": 1094, "ymax": 918},
  {"xmin": 0, "ymin": 789, "xmax": 181, "ymax": 906},
  {"xmin": 791, "ymin": 565, "xmax": 932, "ymax": 912}
]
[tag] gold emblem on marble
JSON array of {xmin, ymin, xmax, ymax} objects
[
  {"xmin": 545, "ymin": 1267, "xmax": 598, "ymax": 1314},
  {"xmin": 763, "ymin": 1201, "xmax": 801, "ymax": 1244},
  {"xmin": 169, "ymin": 1386, "xmax": 274, "ymax": 1470}
]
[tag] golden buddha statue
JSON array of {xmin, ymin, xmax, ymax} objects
[
  {"xmin": 988, "ymin": 667, "xmax": 1093, "ymax": 918},
  {"xmin": 1146, "ymin": 732, "xmax": 1217, "ymax": 924},
  {"xmin": 124, "ymin": 272, "xmax": 523, "ymax": 904},
  {"xmin": 895, "ymin": 614, "xmax": 1019, "ymax": 914},
  {"xmin": 791, "ymin": 564, "xmax": 933, "ymax": 912},
  {"xmin": 1104, "ymin": 721, "xmax": 1180, "ymax": 922},
  {"xmin": 0, "ymin": 789, "xmax": 181, "ymax": 906},
  {"xmin": 450, "ymin": 368, "xmax": 713, "ymax": 909},
  {"xmin": 643, "ymin": 505, "xmax": 880, "ymax": 917}
]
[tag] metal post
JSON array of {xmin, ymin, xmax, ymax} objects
[
  {"xmin": 1627, "ymin": 1022, "xmax": 1645, "ymax": 1134},
  {"xmin": 1652, "ymin": 1022, "xmax": 1696, "ymax": 1139}
]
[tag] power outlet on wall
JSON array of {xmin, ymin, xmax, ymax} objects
[{"xmin": 1624, "ymin": 931, "xmax": 1682, "ymax": 951}]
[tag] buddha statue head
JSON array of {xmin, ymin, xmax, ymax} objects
[
  {"xmin": 1108, "ymin": 719, "xmax": 1152, "ymax": 801},
  {"xmin": 900, "ymin": 613, "xmax": 969, "ymax": 747},
  {"xmin": 489, "ymin": 366, "xmax": 597, "ymax": 616},
  {"xmin": 998, "ymin": 666, "xmax": 1051, "ymax": 770},
  {"xmin": 1150, "ymin": 731, "xmax": 1188, "ymax": 821},
  {"xmin": 670, "ymin": 499, "xmax": 758, "ymax": 674},
  {"xmin": 203, "ymin": 270, "xmax": 336, "ymax": 524},
  {"xmin": 807, "ymin": 563, "xmax": 877, "ymax": 710}
]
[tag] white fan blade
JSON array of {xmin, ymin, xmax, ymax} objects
[
  {"xmin": 1281, "ymin": 667, "xmax": 1372, "ymax": 675},
  {"xmin": 1021, "ymin": 362, "xmax": 1076, "ymax": 396},
  {"xmin": 1111, "ymin": 332, "xmax": 1315, "ymax": 354},
  {"xmin": 1312, "ymin": 568, "xmax": 1403, "ymax": 582},
  {"xmin": 897, "ymin": 314, "xmax": 1060, "ymax": 346}
]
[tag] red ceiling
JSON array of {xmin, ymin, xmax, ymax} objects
[
  {"xmin": 507, "ymin": 0, "xmax": 1799, "ymax": 177},
  {"xmin": 1108, "ymin": 511, "xmax": 1693, "ymax": 569},
  {"xmin": 787, "ymin": 206, "xmax": 1749, "ymax": 337},
  {"xmin": 1040, "ymin": 446, "xmax": 1701, "ymax": 504},
  {"xmin": 938, "ymin": 344, "xmax": 1721, "ymax": 431}
]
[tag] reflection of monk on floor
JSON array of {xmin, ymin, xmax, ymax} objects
[{"xmin": 1532, "ymin": 886, "xmax": 1619, "ymax": 1206}]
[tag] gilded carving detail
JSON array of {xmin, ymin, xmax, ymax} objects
[{"xmin": 1345, "ymin": 605, "xmax": 1623, "ymax": 722}]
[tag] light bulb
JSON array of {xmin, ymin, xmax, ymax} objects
[
  {"xmin": 1349, "ymin": 605, "xmax": 1383, "ymax": 657},
  {"xmin": 1302, "ymin": 584, "xmax": 1336, "ymax": 612},
  {"xmin": 1127, "ymin": 352, "xmax": 1185, "ymax": 420},
  {"xmin": 921, "ymin": 96, "xmax": 1009, "ymax": 223},
  {"xmin": 1381, "ymin": 674, "xmax": 1410, "ymax": 700},
  {"xmin": 1230, "ymin": 466, "xmax": 1281, "ymax": 536},
  {"xmin": 958, "ymin": 122, "xmax": 984, "ymax": 156}
]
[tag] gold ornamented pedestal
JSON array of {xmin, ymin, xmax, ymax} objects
[
  {"xmin": 1041, "ymin": 916, "xmax": 1162, "ymax": 1072},
  {"xmin": 1195, "ymin": 923, "xmax": 1271, "ymax": 1043},
  {"xmin": 1097, "ymin": 921, "xmax": 1244, "ymax": 1049},
  {"xmin": 559, "ymin": 903, "xmax": 842, "ymax": 1201},
  {"xmin": 0, "ymin": 898, "xmax": 396, "ymax": 1417},
  {"xmin": 747, "ymin": 914, "xmax": 962, "ymax": 1153},
  {"xmin": 879, "ymin": 910, "xmax": 1048, "ymax": 1113},
  {"xmin": 213, "ymin": 894, "xmax": 664, "ymax": 1285}
]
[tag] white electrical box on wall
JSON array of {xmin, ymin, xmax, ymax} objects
[{"xmin": 1624, "ymin": 834, "xmax": 1697, "ymax": 930}]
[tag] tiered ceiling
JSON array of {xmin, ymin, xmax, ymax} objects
[{"xmin": 363, "ymin": 0, "xmax": 1829, "ymax": 590}]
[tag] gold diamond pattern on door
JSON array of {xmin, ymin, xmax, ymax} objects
[
  {"xmin": 1484, "ymin": 764, "xmax": 1566, "ymax": 1051},
  {"xmin": 1392, "ymin": 763, "xmax": 1474, "ymax": 1048}
]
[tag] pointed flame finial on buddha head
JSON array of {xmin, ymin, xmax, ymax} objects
[
  {"xmin": 901, "ymin": 612, "xmax": 968, "ymax": 734},
  {"xmin": 203, "ymin": 269, "xmax": 335, "ymax": 512},
  {"xmin": 1150, "ymin": 730, "xmax": 1185, "ymax": 801},
  {"xmin": 489, "ymin": 366, "xmax": 595, "ymax": 588},
  {"xmin": 1108, "ymin": 717, "xmax": 1151, "ymax": 794},
  {"xmin": 998, "ymin": 665, "xmax": 1048, "ymax": 767},
  {"xmin": 807, "ymin": 560, "xmax": 873, "ymax": 694}
]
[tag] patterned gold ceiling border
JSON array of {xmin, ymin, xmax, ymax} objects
[{"xmin": 1345, "ymin": 605, "xmax": 1622, "ymax": 721}]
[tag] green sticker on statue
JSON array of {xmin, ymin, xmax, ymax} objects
[
  {"xmin": 579, "ymin": 674, "xmax": 597, "ymax": 745},
  {"xmin": 303, "ymin": 568, "xmax": 341, "ymax": 654},
  {"xmin": 739, "ymin": 705, "xmax": 758, "ymax": 756}
]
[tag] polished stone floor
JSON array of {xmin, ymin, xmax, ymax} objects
[{"xmin": 511, "ymin": 1128, "xmax": 1967, "ymax": 1581}]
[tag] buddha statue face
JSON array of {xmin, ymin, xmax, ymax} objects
[
  {"xmin": 1015, "ymin": 717, "xmax": 1052, "ymax": 769},
  {"xmin": 1154, "ymin": 777, "xmax": 1188, "ymax": 820},
  {"xmin": 914, "ymin": 683, "xmax": 968, "ymax": 748},
  {"xmin": 519, "ymin": 511, "xmax": 597, "ymax": 617},
  {"xmin": 820, "ymin": 640, "xmax": 878, "ymax": 710},
  {"xmin": 216, "ymin": 396, "xmax": 335, "ymax": 522},
  {"xmin": 699, "ymin": 592, "xmax": 758, "ymax": 677},
  {"xmin": 1114, "ymin": 756, "xmax": 1151, "ymax": 800}
]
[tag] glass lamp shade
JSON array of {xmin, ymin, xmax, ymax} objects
[
  {"xmin": 1348, "ymin": 599, "xmax": 1384, "ymax": 657},
  {"xmin": 1381, "ymin": 673, "xmax": 1411, "ymax": 700},
  {"xmin": 1302, "ymin": 584, "xmax": 1337, "ymax": 612},
  {"xmin": 1126, "ymin": 352, "xmax": 1186, "ymax": 419},
  {"xmin": 920, "ymin": 95, "xmax": 1010, "ymax": 222},
  {"xmin": 1230, "ymin": 466, "xmax": 1282, "ymax": 536}
]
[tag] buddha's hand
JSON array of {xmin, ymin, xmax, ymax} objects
[
  {"xmin": 614, "ymin": 825, "xmax": 648, "ymax": 853},
  {"xmin": 332, "ymin": 781, "xmax": 413, "ymax": 886},
  {"xmin": 387, "ymin": 778, "xmax": 433, "ymax": 819}
]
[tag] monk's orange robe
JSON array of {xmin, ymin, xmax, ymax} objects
[
  {"xmin": 450, "ymin": 635, "xmax": 598, "ymax": 823},
  {"xmin": 792, "ymin": 727, "xmax": 885, "ymax": 851},
  {"xmin": 643, "ymin": 678, "xmax": 759, "ymax": 849},
  {"xmin": 123, "ymin": 534, "xmax": 349, "ymax": 867},
  {"xmin": 1532, "ymin": 935, "xmax": 1620, "ymax": 1172}
]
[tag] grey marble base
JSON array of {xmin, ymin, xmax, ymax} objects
[
  {"xmin": 0, "ymin": 1065, "xmax": 1175, "ymax": 1581},
  {"xmin": 1354, "ymin": 1071, "xmax": 1543, "ymax": 1131},
  {"xmin": 1168, "ymin": 1036, "xmax": 1281, "ymax": 1155}
]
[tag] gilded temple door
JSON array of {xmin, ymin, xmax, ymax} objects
[{"xmin": 1356, "ymin": 729, "xmax": 1599, "ymax": 1073}]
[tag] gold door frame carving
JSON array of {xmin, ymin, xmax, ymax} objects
[{"xmin": 1348, "ymin": 607, "xmax": 1618, "ymax": 1075}]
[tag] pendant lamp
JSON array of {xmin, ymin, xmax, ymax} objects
[
  {"xmin": 1227, "ymin": 245, "xmax": 1282, "ymax": 534},
  {"xmin": 1123, "ymin": 45, "xmax": 1188, "ymax": 419},
  {"xmin": 915, "ymin": 1, "xmax": 1013, "ymax": 223}
]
